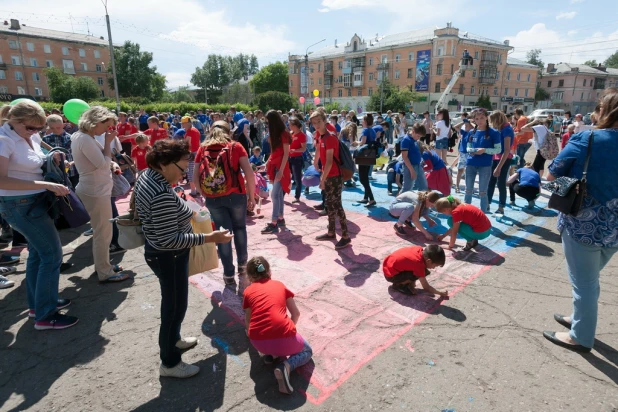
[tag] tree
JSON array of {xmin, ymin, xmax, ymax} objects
[
  {"xmin": 249, "ymin": 55, "xmax": 259, "ymax": 75},
  {"xmin": 253, "ymin": 91, "xmax": 295, "ymax": 112},
  {"xmin": 583, "ymin": 59, "xmax": 598, "ymax": 68},
  {"xmin": 366, "ymin": 80, "xmax": 420, "ymax": 112},
  {"xmin": 169, "ymin": 86, "xmax": 196, "ymax": 103},
  {"xmin": 222, "ymin": 83, "xmax": 253, "ymax": 105},
  {"xmin": 604, "ymin": 50, "xmax": 618, "ymax": 68},
  {"xmin": 475, "ymin": 93, "xmax": 492, "ymax": 110},
  {"xmin": 110, "ymin": 41, "xmax": 167, "ymax": 101},
  {"xmin": 44, "ymin": 67, "xmax": 100, "ymax": 103},
  {"xmin": 526, "ymin": 49, "xmax": 544, "ymax": 70},
  {"xmin": 535, "ymin": 86, "xmax": 550, "ymax": 101},
  {"xmin": 190, "ymin": 53, "xmax": 259, "ymax": 104},
  {"xmin": 249, "ymin": 62, "xmax": 289, "ymax": 95}
]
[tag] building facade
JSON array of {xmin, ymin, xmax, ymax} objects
[
  {"xmin": 540, "ymin": 62, "xmax": 618, "ymax": 115},
  {"xmin": 288, "ymin": 23, "xmax": 539, "ymax": 113},
  {"xmin": 0, "ymin": 19, "xmax": 114, "ymax": 102}
]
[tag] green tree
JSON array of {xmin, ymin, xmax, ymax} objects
[
  {"xmin": 535, "ymin": 86, "xmax": 550, "ymax": 101},
  {"xmin": 249, "ymin": 62, "xmax": 289, "ymax": 95},
  {"xmin": 253, "ymin": 91, "xmax": 295, "ymax": 112},
  {"xmin": 526, "ymin": 49, "xmax": 544, "ymax": 69},
  {"xmin": 475, "ymin": 93, "xmax": 492, "ymax": 110},
  {"xmin": 44, "ymin": 67, "xmax": 100, "ymax": 103},
  {"xmin": 222, "ymin": 83, "xmax": 253, "ymax": 105},
  {"xmin": 169, "ymin": 86, "xmax": 196, "ymax": 103},
  {"xmin": 583, "ymin": 59, "xmax": 598, "ymax": 67},
  {"xmin": 366, "ymin": 80, "xmax": 420, "ymax": 112},
  {"xmin": 110, "ymin": 41, "xmax": 167, "ymax": 101},
  {"xmin": 604, "ymin": 50, "xmax": 618, "ymax": 68},
  {"xmin": 249, "ymin": 55, "xmax": 259, "ymax": 75}
]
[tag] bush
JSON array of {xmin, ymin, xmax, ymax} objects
[
  {"xmin": 253, "ymin": 91, "xmax": 295, "ymax": 112},
  {"xmin": 38, "ymin": 100, "xmax": 256, "ymax": 114}
]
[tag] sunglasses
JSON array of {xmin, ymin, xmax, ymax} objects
[{"xmin": 23, "ymin": 124, "xmax": 45, "ymax": 132}]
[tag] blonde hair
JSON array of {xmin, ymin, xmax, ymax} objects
[
  {"xmin": 203, "ymin": 126, "xmax": 230, "ymax": 146},
  {"xmin": 78, "ymin": 106, "xmax": 117, "ymax": 133},
  {"xmin": 417, "ymin": 190, "xmax": 442, "ymax": 216},
  {"xmin": 435, "ymin": 196, "xmax": 462, "ymax": 213},
  {"xmin": 0, "ymin": 101, "xmax": 46, "ymax": 127},
  {"xmin": 147, "ymin": 116, "xmax": 159, "ymax": 124},
  {"xmin": 489, "ymin": 111, "xmax": 508, "ymax": 129},
  {"xmin": 46, "ymin": 114, "xmax": 64, "ymax": 125},
  {"xmin": 135, "ymin": 133, "xmax": 149, "ymax": 144},
  {"xmin": 310, "ymin": 110, "xmax": 326, "ymax": 122}
]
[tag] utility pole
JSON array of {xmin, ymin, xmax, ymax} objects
[
  {"xmin": 304, "ymin": 39, "xmax": 326, "ymax": 113},
  {"xmin": 102, "ymin": 0, "xmax": 121, "ymax": 113}
]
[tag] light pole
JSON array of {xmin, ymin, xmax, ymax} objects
[
  {"xmin": 101, "ymin": 0, "xmax": 121, "ymax": 113},
  {"xmin": 304, "ymin": 39, "xmax": 326, "ymax": 113}
]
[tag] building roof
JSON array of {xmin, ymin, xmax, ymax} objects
[
  {"xmin": 0, "ymin": 21, "xmax": 116, "ymax": 47},
  {"xmin": 506, "ymin": 57, "xmax": 539, "ymax": 68},
  {"xmin": 543, "ymin": 62, "xmax": 618, "ymax": 76}
]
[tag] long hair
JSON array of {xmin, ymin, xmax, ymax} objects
[
  {"xmin": 438, "ymin": 108, "xmax": 450, "ymax": 127},
  {"xmin": 266, "ymin": 110, "xmax": 287, "ymax": 150},
  {"xmin": 202, "ymin": 121, "xmax": 231, "ymax": 147},
  {"xmin": 343, "ymin": 122, "xmax": 357, "ymax": 143},
  {"xmin": 489, "ymin": 111, "xmax": 508, "ymax": 130},
  {"xmin": 416, "ymin": 190, "xmax": 442, "ymax": 217},
  {"xmin": 473, "ymin": 109, "xmax": 491, "ymax": 139},
  {"xmin": 435, "ymin": 196, "xmax": 462, "ymax": 213},
  {"xmin": 597, "ymin": 87, "xmax": 618, "ymax": 129}
]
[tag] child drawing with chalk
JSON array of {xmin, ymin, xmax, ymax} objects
[
  {"xmin": 435, "ymin": 195, "xmax": 492, "ymax": 251},
  {"xmin": 242, "ymin": 256, "xmax": 312, "ymax": 395},
  {"xmin": 382, "ymin": 245, "xmax": 448, "ymax": 297}
]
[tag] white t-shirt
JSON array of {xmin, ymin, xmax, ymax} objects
[
  {"xmin": 434, "ymin": 120, "xmax": 450, "ymax": 140},
  {"xmin": 72, "ymin": 131, "xmax": 113, "ymax": 197},
  {"xmin": 0, "ymin": 123, "xmax": 46, "ymax": 197},
  {"xmin": 95, "ymin": 134, "xmax": 123, "ymax": 153},
  {"xmin": 532, "ymin": 125, "xmax": 548, "ymax": 150}
]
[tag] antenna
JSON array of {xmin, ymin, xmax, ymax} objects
[
  {"xmin": 87, "ymin": 21, "xmax": 91, "ymax": 36},
  {"xmin": 69, "ymin": 13, "xmax": 74, "ymax": 33}
]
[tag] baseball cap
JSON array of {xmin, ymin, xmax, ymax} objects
[{"xmin": 181, "ymin": 116, "xmax": 192, "ymax": 123}]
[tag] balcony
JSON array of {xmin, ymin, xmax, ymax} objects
[
  {"xmin": 478, "ymin": 76, "xmax": 497, "ymax": 85},
  {"xmin": 481, "ymin": 50, "xmax": 500, "ymax": 64},
  {"xmin": 353, "ymin": 80, "xmax": 363, "ymax": 87},
  {"xmin": 0, "ymin": 62, "xmax": 7, "ymax": 69},
  {"xmin": 342, "ymin": 67, "xmax": 352, "ymax": 74},
  {"xmin": 324, "ymin": 61, "xmax": 333, "ymax": 75},
  {"xmin": 63, "ymin": 67, "xmax": 76, "ymax": 75},
  {"xmin": 377, "ymin": 62, "xmax": 389, "ymax": 70}
]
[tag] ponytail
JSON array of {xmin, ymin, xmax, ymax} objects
[{"xmin": 435, "ymin": 195, "xmax": 461, "ymax": 213}]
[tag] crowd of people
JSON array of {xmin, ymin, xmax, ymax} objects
[{"xmin": 0, "ymin": 87, "xmax": 616, "ymax": 393}]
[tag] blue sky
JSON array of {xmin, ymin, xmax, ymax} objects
[{"xmin": 2, "ymin": 0, "xmax": 617, "ymax": 88}]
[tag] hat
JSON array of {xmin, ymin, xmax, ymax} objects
[{"xmin": 181, "ymin": 116, "xmax": 192, "ymax": 123}]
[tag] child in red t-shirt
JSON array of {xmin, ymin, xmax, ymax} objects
[
  {"xmin": 561, "ymin": 124, "xmax": 575, "ymax": 149},
  {"xmin": 383, "ymin": 245, "xmax": 448, "ymax": 297},
  {"xmin": 436, "ymin": 196, "xmax": 492, "ymax": 251},
  {"xmin": 131, "ymin": 134, "xmax": 151, "ymax": 173},
  {"xmin": 242, "ymin": 256, "xmax": 312, "ymax": 394}
]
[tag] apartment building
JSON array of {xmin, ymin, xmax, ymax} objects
[
  {"xmin": 0, "ymin": 19, "xmax": 114, "ymax": 102},
  {"xmin": 540, "ymin": 62, "xmax": 618, "ymax": 115},
  {"xmin": 288, "ymin": 23, "xmax": 539, "ymax": 113}
]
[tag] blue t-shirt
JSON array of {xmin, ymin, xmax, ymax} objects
[
  {"xmin": 139, "ymin": 114, "xmax": 149, "ymax": 125},
  {"xmin": 422, "ymin": 150, "xmax": 446, "ymax": 170},
  {"xmin": 393, "ymin": 161, "xmax": 404, "ymax": 175},
  {"xmin": 249, "ymin": 155, "xmax": 263, "ymax": 165},
  {"xmin": 465, "ymin": 128, "xmax": 501, "ymax": 167},
  {"xmin": 362, "ymin": 127, "xmax": 377, "ymax": 144},
  {"xmin": 517, "ymin": 168, "xmax": 540, "ymax": 188},
  {"xmin": 499, "ymin": 124, "xmax": 515, "ymax": 155},
  {"xmin": 233, "ymin": 112, "xmax": 244, "ymax": 124},
  {"xmin": 458, "ymin": 130, "xmax": 468, "ymax": 153},
  {"xmin": 400, "ymin": 135, "xmax": 421, "ymax": 165},
  {"xmin": 334, "ymin": 123, "xmax": 342, "ymax": 133},
  {"xmin": 173, "ymin": 129, "xmax": 186, "ymax": 139},
  {"xmin": 197, "ymin": 114, "xmax": 207, "ymax": 124},
  {"xmin": 261, "ymin": 136, "xmax": 271, "ymax": 155}
]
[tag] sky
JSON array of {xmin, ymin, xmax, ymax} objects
[{"xmin": 2, "ymin": 0, "xmax": 617, "ymax": 89}]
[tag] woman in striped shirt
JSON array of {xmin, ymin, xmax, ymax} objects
[{"xmin": 134, "ymin": 139, "xmax": 233, "ymax": 379}]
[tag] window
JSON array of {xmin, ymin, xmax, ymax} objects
[
  {"xmin": 525, "ymin": 89, "xmax": 529, "ymax": 97},
  {"xmin": 81, "ymin": 63, "xmax": 88, "ymax": 71},
  {"xmin": 474, "ymin": 51, "xmax": 479, "ymax": 59},
  {"xmin": 347, "ymin": 89, "xmax": 352, "ymax": 97},
  {"xmin": 310, "ymin": 79, "xmax": 314, "ymax": 86},
  {"xmin": 471, "ymin": 86, "xmax": 475, "ymax": 95},
  {"xmin": 507, "ymin": 72, "xmax": 511, "ymax": 81},
  {"xmin": 369, "ymin": 72, "xmax": 374, "ymax": 81},
  {"xmin": 79, "ymin": 49, "xmax": 86, "ymax": 57},
  {"xmin": 434, "ymin": 82, "xmax": 441, "ymax": 93},
  {"xmin": 17, "ymin": 86, "xmax": 25, "ymax": 95},
  {"xmin": 408, "ymin": 68, "xmax": 413, "ymax": 78},
  {"xmin": 395, "ymin": 70, "xmax": 400, "ymax": 79},
  {"xmin": 581, "ymin": 92, "xmax": 584, "ymax": 100},
  {"xmin": 515, "ymin": 88, "xmax": 519, "ymax": 96},
  {"xmin": 517, "ymin": 73, "xmax": 521, "ymax": 81},
  {"xmin": 0, "ymin": 86, "xmax": 8, "ymax": 93},
  {"xmin": 583, "ymin": 79, "xmax": 587, "ymax": 87},
  {"xmin": 496, "ymin": 71, "xmax": 500, "ymax": 80},
  {"xmin": 46, "ymin": 60, "xmax": 53, "ymax": 68},
  {"xmin": 357, "ymin": 88, "xmax": 362, "ymax": 96},
  {"xmin": 436, "ymin": 64, "xmax": 443, "ymax": 75},
  {"xmin": 451, "ymin": 64, "xmax": 454, "ymax": 74},
  {"xmin": 343, "ymin": 74, "xmax": 351, "ymax": 87},
  {"xmin": 62, "ymin": 59, "xmax": 75, "ymax": 74},
  {"xmin": 494, "ymin": 87, "xmax": 498, "ymax": 96},
  {"xmin": 368, "ymin": 88, "xmax": 373, "ymax": 96},
  {"xmin": 437, "ymin": 47, "xmax": 444, "ymax": 57},
  {"xmin": 44, "ymin": 44, "xmax": 51, "ymax": 53},
  {"xmin": 472, "ymin": 69, "xmax": 477, "ymax": 78},
  {"xmin": 552, "ymin": 91, "xmax": 564, "ymax": 100},
  {"xmin": 558, "ymin": 79, "xmax": 564, "ymax": 87},
  {"xmin": 338, "ymin": 89, "xmax": 342, "ymax": 97},
  {"xmin": 0, "ymin": 55, "xmax": 2, "ymax": 64},
  {"xmin": 94, "ymin": 50, "xmax": 101, "ymax": 59},
  {"xmin": 369, "ymin": 57, "xmax": 373, "ymax": 66},
  {"xmin": 15, "ymin": 71, "xmax": 23, "ymax": 81},
  {"xmin": 408, "ymin": 52, "xmax": 414, "ymax": 61},
  {"xmin": 0, "ymin": 70, "xmax": 5, "ymax": 79},
  {"xmin": 318, "ymin": 78, "xmax": 322, "ymax": 85},
  {"xmin": 547, "ymin": 80, "xmax": 552, "ymax": 87},
  {"xmin": 505, "ymin": 87, "xmax": 509, "ymax": 96},
  {"xmin": 527, "ymin": 74, "xmax": 531, "ymax": 82},
  {"xmin": 98, "ymin": 77, "xmax": 104, "ymax": 85},
  {"xmin": 26, "ymin": 42, "xmax": 34, "ymax": 52},
  {"xmin": 459, "ymin": 84, "xmax": 464, "ymax": 94},
  {"xmin": 35, "ymin": 87, "xmax": 43, "ymax": 96},
  {"xmin": 32, "ymin": 72, "xmax": 40, "ymax": 82},
  {"xmin": 8, "ymin": 40, "xmax": 18, "ymax": 49},
  {"xmin": 338, "ymin": 75, "xmax": 343, "ymax": 82},
  {"xmin": 100, "ymin": 90, "xmax": 105, "ymax": 97},
  {"xmin": 318, "ymin": 63, "xmax": 321, "ymax": 72},
  {"xmin": 338, "ymin": 61, "xmax": 342, "ymax": 70},
  {"xmin": 96, "ymin": 64, "xmax": 102, "ymax": 72},
  {"xmin": 62, "ymin": 47, "xmax": 69, "ymax": 55},
  {"xmin": 11, "ymin": 56, "xmax": 21, "ymax": 65},
  {"xmin": 395, "ymin": 54, "xmax": 400, "ymax": 63},
  {"xmin": 30, "ymin": 58, "xmax": 37, "ymax": 67},
  {"xmin": 381, "ymin": 55, "xmax": 387, "ymax": 63}
]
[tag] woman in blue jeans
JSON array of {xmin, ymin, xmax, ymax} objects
[
  {"xmin": 464, "ymin": 108, "xmax": 502, "ymax": 213},
  {"xmin": 543, "ymin": 89, "xmax": 618, "ymax": 353},
  {"xmin": 193, "ymin": 121, "xmax": 256, "ymax": 286},
  {"xmin": 0, "ymin": 101, "xmax": 77, "ymax": 330},
  {"xmin": 486, "ymin": 111, "xmax": 514, "ymax": 214}
]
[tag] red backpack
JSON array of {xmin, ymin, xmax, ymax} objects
[{"xmin": 198, "ymin": 143, "xmax": 241, "ymax": 197}]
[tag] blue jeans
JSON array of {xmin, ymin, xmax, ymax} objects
[
  {"xmin": 401, "ymin": 163, "xmax": 428, "ymax": 193},
  {"xmin": 205, "ymin": 193, "xmax": 248, "ymax": 278},
  {"xmin": 271, "ymin": 179, "xmax": 285, "ymax": 222},
  {"xmin": 111, "ymin": 197, "xmax": 119, "ymax": 246},
  {"xmin": 487, "ymin": 159, "xmax": 510, "ymax": 208},
  {"xmin": 286, "ymin": 339, "xmax": 313, "ymax": 372},
  {"xmin": 389, "ymin": 202, "xmax": 415, "ymax": 225},
  {"xmin": 0, "ymin": 193, "xmax": 62, "ymax": 321},
  {"xmin": 387, "ymin": 170, "xmax": 400, "ymax": 193},
  {"xmin": 464, "ymin": 165, "xmax": 492, "ymax": 213},
  {"xmin": 516, "ymin": 143, "xmax": 532, "ymax": 169},
  {"xmin": 289, "ymin": 156, "xmax": 304, "ymax": 199},
  {"xmin": 562, "ymin": 230, "xmax": 618, "ymax": 348}
]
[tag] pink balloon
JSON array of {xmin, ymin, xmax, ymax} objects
[
  {"xmin": 313, "ymin": 97, "xmax": 320, "ymax": 105},
  {"xmin": 299, "ymin": 96, "xmax": 305, "ymax": 104}
]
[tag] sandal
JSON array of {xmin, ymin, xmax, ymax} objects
[
  {"xmin": 112, "ymin": 264, "xmax": 124, "ymax": 273},
  {"xmin": 100, "ymin": 272, "xmax": 131, "ymax": 283}
]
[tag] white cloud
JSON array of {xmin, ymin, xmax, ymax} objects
[
  {"xmin": 165, "ymin": 72, "xmax": 193, "ymax": 89},
  {"xmin": 568, "ymin": 30, "xmax": 578, "ymax": 36},
  {"xmin": 556, "ymin": 11, "xmax": 577, "ymax": 20}
]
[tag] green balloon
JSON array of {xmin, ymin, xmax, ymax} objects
[
  {"xmin": 9, "ymin": 98, "xmax": 31, "ymax": 106},
  {"xmin": 63, "ymin": 99, "xmax": 90, "ymax": 124}
]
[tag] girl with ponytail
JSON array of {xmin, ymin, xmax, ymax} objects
[{"xmin": 435, "ymin": 195, "xmax": 492, "ymax": 251}]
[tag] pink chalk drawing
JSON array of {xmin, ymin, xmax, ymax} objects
[{"xmin": 405, "ymin": 340, "xmax": 415, "ymax": 353}]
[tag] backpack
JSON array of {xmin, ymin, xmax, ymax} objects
[
  {"xmin": 336, "ymin": 139, "xmax": 356, "ymax": 181},
  {"xmin": 539, "ymin": 126, "xmax": 559, "ymax": 160},
  {"xmin": 199, "ymin": 143, "xmax": 241, "ymax": 197}
]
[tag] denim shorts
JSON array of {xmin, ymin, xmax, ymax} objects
[{"xmin": 435, "ymin": 139, "xmax": 448, "ymax": 150}]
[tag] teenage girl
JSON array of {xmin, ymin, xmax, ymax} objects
[
  {"xmin": 435, "ymin": 196, "xmax": 492, "ymax": 251},
  {"xmin": 352, "ymin": 113, "xmax": 377, "ymax": 207},
  {"xmin": 432, "ymin": 109, "xmax": 451, "ymax": 163},
  {"xmin": 242, "ymin": 256, "xmax": 313, "ymax": 394},
  {"xmin": 486, "ymin": 111, "xmax": 514, "ymax": 214},
  {"xmin": 390, "ymin": 190, "xmax": 440, "ymax": 238},
  {"xmin": 422, "ymin": 146, "xmax": 451, "ymax": 196}
]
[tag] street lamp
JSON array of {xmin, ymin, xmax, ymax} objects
[
  {"xmin": 101, "ymin": 0, "xmax": 121, "ymax": 113},
  {"xmin": 304, "ymin": 39, "xmax": 326, "ymax": 113}
]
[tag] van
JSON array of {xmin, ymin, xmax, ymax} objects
[{"xmin": 529, "ymin": 109, "xmax": 564, "ymax": 118}]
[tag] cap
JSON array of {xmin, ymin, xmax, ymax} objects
[{"xmin": 181, "ymin": 116, "xmax": 192, "ymax": 123}]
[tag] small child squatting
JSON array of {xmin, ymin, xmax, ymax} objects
[{"xmin": 382, "ymin": 245, "xmax": 448, "ymax": 297}]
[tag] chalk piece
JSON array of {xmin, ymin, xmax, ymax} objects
[
  {"xmin": 213, "ymin": 364, "xmax": 216, "ymax": 372},
  {"xmin": 427, "ymin": 360, "xmax": 436, "ymax": 366}
]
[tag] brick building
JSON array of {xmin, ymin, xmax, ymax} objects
[
  {"xmin": 0, "ymin": 19, "xmax": 115, "ymax": 102},
  {"xmin": 540, "ymin": 62, "xmax": 618, "ymax": 115},
  {"xmin": 288, "ymin": 23, "xmax": 539, "ymax": 113}
]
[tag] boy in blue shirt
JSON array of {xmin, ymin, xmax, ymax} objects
[
  {"xmin": 249, "ymin": 147, "xmax": 264, "ymax": 166},
  {"xmin": 400, "ymin": 123, "xmax": 428, "ymax": 193},
  {"xmin": 507, "ymin": 163, "xmax": 540, "ymax": 208}
]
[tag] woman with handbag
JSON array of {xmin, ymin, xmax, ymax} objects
[
  {"xmin": 542, "ymin": 88, "xmax": 618, "ymax": 353},
  {"xmin": 0, "ymin": 101, "xmax": 78, "ymax": 330},
  {"xmin": 72, "ymin": 106, "xmax": 130, "ymax": 283},
  {"xmin": 352, "ymin": 113, "xmax": 377, "ymax": 207},
  {"xmin": 134, "ymin": 139, "xmax": 234, "ymax": 378}
]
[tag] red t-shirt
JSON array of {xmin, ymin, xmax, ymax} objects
[
  {"xmin": 319, "ymin": 131, "xmax": 341, "ymax": 177},
  {"xmin": 194, "ymin": 142, "xmax": 247, "ymax": 197},
  {"xmin": 326, "ymin": 123, "xmax": 337, "ymax": 133},
  {"xmin": 383, "ymin": 246, "xmax": 427, "ymax": 278},
  {"xmin": 451, "ymin": 204, "xmax": 491, "ymax": 233},
  {"xmin": 144, "ymin": 128, "xmax": 168, "ymax": 145},
  {"xmin": 242, "ymin": 279, "xmax": 297, "ymax": 340},
  {"xmin": 117, "ymin": 122, "xmax": 137, "ymax": 136},
  {"xmin": 185, "ymin": 127, "xmax": 201, "ymax": 153},
  {"xmin": 131, "ymin": 146, "xmax": 150, "ymax": 171},
  {"xmin": 561, "ymin": 132, "xmax": 571, "ymax": 149},
  {"xmin": 289, "ymin": 132, "xmax": 307, "ymax": 158},
  {"xmin": 270, "ymin": 131, "xmax": 292, "ymax": 163}
]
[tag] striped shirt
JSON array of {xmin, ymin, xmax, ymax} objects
[{"xmin": 134, "ymin": 168, "xmax": 205, "ymax": 251}]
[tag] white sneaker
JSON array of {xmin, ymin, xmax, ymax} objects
[
  {"xmin": 176, "ymin": 337, "xmax": 198, "ymax": 351},
  {"xmin": 159, "ymin": 361, "xmax": 200, "ymax": 379},
  {"xmin": 0, "ymin": 266, "xmax": 16, "ymax": 276},
  {"xmin": 0, "ymin": 275, "xmax": 15, "ymax": 289}
]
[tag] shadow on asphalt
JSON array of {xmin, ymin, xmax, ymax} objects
[{"xmin": 582, "ymin": 339, "xmax": 618, "ymax": 386}]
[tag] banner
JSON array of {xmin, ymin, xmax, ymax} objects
[{"xmin": 415, "ymin": 50, "xmax": 431, "ymax": 92}]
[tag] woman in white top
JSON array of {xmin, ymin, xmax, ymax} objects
[
  {"xmin": 433, "ymin": 109, "xmax": 451, "ymax": 163},
  {"xmin": 0, "ymin": 101, "xmax": 79, "ymax": 330},
  {"xmin": 72, "ymin": 106, "xmax": 130, "ymax": 283},
  {"xmin": 520, "ymin": 118, "xmax": 552, "ymax": 178}
]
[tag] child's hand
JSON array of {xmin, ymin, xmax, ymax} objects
[
  {"xmin": 437, "ymin": 234, "xmax": 446, "ymax": 241},
  {"xmin": 437, "ymin": 290, "xmax": 449, "ymax": 298},
  {"xmin": 448, "ymin": 241, "xmax": 456, "ymax": 250},
  {"xmin": 423, "ymin": 232, "xmax": 434, "ymax": 241}
]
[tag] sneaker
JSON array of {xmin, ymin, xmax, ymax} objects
[
  {"xmin": 160, "ymin": 361, "xmax": 200, "ymax": 379},
  {"xmin": 335, "ymin": 237, "xmax": 352, "ymax": 250},
  {"xmin": 510, "ymin": 200, "xmax": 516, "ymax": 206},
  {"xmin": 527, "ymin": 200, "xmax": 536, "ymax": 208},
  {"xmin": 292, "ymin": 198, "xmax": 300, "ymax": 204},
  {"xmin": 365, "ymin": 200, "xmax": 377, "ymax": 208},
  {"xmin": 34, "ymin": 312, "xmax": 79, "ymax": 330},
  {"xmin": 391, "ymin": 284, "xmax": 415, "ymax": 296},
  {"xmin": 109, "ymin": 244, "xmax": 126, "ymax": 256},
  {"xmin": 176, "ymin": 337, "xmax": 198, "ymax": 351},
  {"xmin": 83, "ymin": 228, "xmax": 94, "ymax": 236},
  {"xmin": 246, "ymin": 210, "xmax": 255, "ymax": 217},
  {"xmin": 0, "ymin": 255, "xmax": 20, "ymax": 266},
  {"xmin": 394, "ymin": 224, "xmax": 406, "ymax": 235},
  {"xmin": 318, "ymin": 209, "xmax": 328, "ymax": 216},
  {"xmin": 368, "ymin": 177, "xmax": 376, "ymax": 181},
  {"xmin": 315, "ymin": 233, "xmax": 336, "ymax": 241},
  {"xmin": 0, "ymin": 275, "xmax": 14, "ymax": 289},
  {"xmin": 29, "ymin": 299, "xmax": 72, "ymax": 318},
  {"xmin": 223, "ymin": 276, "xmax": 236, "ymax": 286},
  {"xmin": 261, "ymin": 223, "xmax": 279, "ymax": 234},
  {"xmin": 274, "ymin": 364, "xmax": 294, "ymax": 394},
  {"xmin": 313, "ymin": 204, "xmax": 325, "ymax": 211},
  {"xmin": 463, "ymin": 239, "xmax": 479, "ymax": 251},
  {"xmin": 0, "ymin": 266, "xmax": 16, "ymax": 276},
  {"xmin": 60, "ymin": 262, "xmax": 74, "ymax": 273},
  {"xmin": 404, "ymin": 220, "xmax": 416, "ymax": 230},
  {"xmin": 495, "ymin": 207, "xmax": 504, "ymax": 215},
  {"xmin": 304, "ymin": 188, "xmax": 310, "ymax": 195},
  {"xmin": 263, "ymin": 355, "xmax": 275, "ymax": 365},
  {"xmin": 0, "ymin": 227, "xmax": 13, "ymax": 242},
  {"xmin": 277, "ymin": 218, "xmax": 286, "ymax": 227}
]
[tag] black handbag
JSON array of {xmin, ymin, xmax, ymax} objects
[{"xmin": 542, "ymin": 131, "xmax": 593, "ymax": 216}]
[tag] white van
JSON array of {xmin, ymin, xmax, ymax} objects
[{"xmin": 529, "ymin": 109, "xmax": 564, "ymax": 118}]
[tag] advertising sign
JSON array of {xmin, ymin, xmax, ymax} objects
[{"xmin": 415, "ymin": 50, "xmax": 431, "ymax": 92}]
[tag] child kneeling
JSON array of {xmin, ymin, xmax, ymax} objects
[
  {"xmin": 382, "ymin": 245, "xmax": 448, "ymax": 297},
  {"xmin": 435, "ymin": 196, "xmax": 492, "ymax": 251},
  {"xmin": 243, "ymin": 257, "xmax": 312, "ymax": 394}
]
